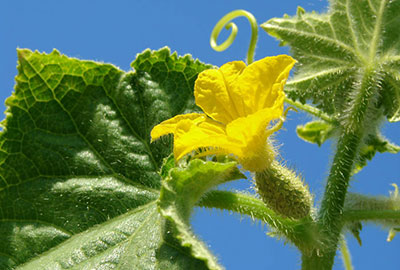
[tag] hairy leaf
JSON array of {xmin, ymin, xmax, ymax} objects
[
  {"xmin": 0, "ymin": 48, "xmax": 212, "ymax": 269},
  {"xmin": 353, "ymin": 133, "xmax": 400, "ymax": 174},
  {"xmin": 262, "ymin": 0, "xmax": 400, "ymax": 122},
  {"xmin": 159, "ymin": 159, "xmax": 244, "ymax": 270},
  {"xmin": 296, "ymin": 120, "xmax": 335, "ymax": 146}
]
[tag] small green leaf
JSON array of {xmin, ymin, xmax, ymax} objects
[
  {"xmin": 387, "ymin": 228, "xmax": 398, "ymax": 242},
  {"xmin": 159, "ymin": 154, "xmax": 176, "ymax": 179},
  {"xmin": 0, "ymin": 48, "xmax": 212, "ymax": 269},
  {"xmin": 348, "ymin": 221, "xmax": 363, "ymax": 246},
  {"xmin": 159, "ymin": 159, "xmax": 244, "ymax": 270},
  {"xmin": 296, "ymin": 120, "xmax": 335, "ymax": 146},
  {"xmin": 262, "ymin": 0, "xmax": 400, "ymax": 122},
  {"xmin": 353, "ymin": 134, "xmax": 400, "ymax": 174}
]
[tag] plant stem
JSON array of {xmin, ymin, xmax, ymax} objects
[
  {"xmin": 284, "ymin": 97, "xmax": 334, "ymax": 123},
  {"xmin": 343, "ymin": 209, "xmax": 400, "ymax": 222},
  {"xmin": 301, "ymin": 69, "xmax": 376, "ymax": 269},
  {"xmin": 301, "ymin": 133, "xmax": 363, "ymax": 269},
  {"xmin": 197, "ymin": 190, "xmax": 299, "ymax": 231},
  {"xmin": 197, "ymin": 190, "xmax": 315, "ymax": 250}
]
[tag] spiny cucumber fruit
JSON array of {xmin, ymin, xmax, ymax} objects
[{"xmin": 255, "ymin": 161, "xmax": 313, "ymax": 219}]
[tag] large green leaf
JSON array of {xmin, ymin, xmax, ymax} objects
[
  {"xmin": 262, "ymin": 0, "xmax": 400, "ymax": 121},
  {"xmin": 0, "ymin": 48, "xmax": 213, "ymax": 269}
]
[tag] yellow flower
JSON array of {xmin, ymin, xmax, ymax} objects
[{"xmin": 151, "ymin": 55, "xmax": 295, "ymax": 172}]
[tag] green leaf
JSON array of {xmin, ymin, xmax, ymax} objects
[
  {"xmin": 262, "ymin": 0, "xmax": 400, "ymax": 121},
  {"xmin": 296, "ymin": 120, "xmax": 335, "ymax": 146},
  {"xmin": 381, "ymin": 74, "xmax": 400, "ymax": 122},
  {"xmin": 17, "ymin": 203, "xmax": 210, "ymax": 270},
  {"xmin": 0, "ymin": 48, "xmax": 212, "ymax": 269},
  {"xmin": 160, "ymin": 154, "xmax": 176, "ymax": 179},
  {"xmin": 353, "ymin": 133, "xmax": 400, "ymax": 174},
  {"xmin": 159, "ymin": 159, "xmax": 244, "ymax": 270},
  {"xmin": 347, "ymin": 221, "xmax": 363, "ymax": 246}
]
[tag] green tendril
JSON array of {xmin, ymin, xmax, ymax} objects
[
  {"xmin": 210, "ymin": 10, "xmax": 258, "ymax": 64},
  {"xmin": 340, "ymin": 237, "xmax": 354, "ymax": 270}
]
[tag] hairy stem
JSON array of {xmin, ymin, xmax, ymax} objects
[
  {"xmin": 284, "ymin": 97, "xmax": 334, "ymax": 123},
  {"xmin": 197, "ymin": 190, "xmax": 317, "ymax": 251},
  {"xmin": 343, "ymin": 209, "xmax": 400, "ymax": 222},
  {"xmin": 301, "ymin": 69, "xmax": 377, "ymax": 269},
  {"xmin": 197, "ymin": 190, "xmax": 299, "ymax": 231},
  {"xmin": 343, "ymin": 190, "xmax": 400, "ymax": 223}
]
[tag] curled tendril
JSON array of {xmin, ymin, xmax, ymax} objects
[{"xmin": 210, "ymin": 10, "xmax": 258, "ymax": 64}]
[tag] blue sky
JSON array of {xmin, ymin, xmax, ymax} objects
[{"xmin": 1, "ymin": 1, "xmax": 399, "ymax": 269}]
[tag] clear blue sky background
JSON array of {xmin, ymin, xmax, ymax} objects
[{"xmin": 1, "ymin": 1, "xmax": 399, "ymax": 269}]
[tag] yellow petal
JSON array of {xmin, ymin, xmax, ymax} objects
[
  {"xmin": 194, "ymin": 65, "xmax": 244, "ymax": 124},
  {"xmin": 171, "ymin": 108, "xmax": 280, "ymax": 171},
  {"xmin": 236, "ymin": 55, "xmax": 296, "ymax": 114},
  {"xmin": 219, "ymin": 61, "xmax": 246, "ymax": 87},
  {"xmin": 225, "ymin": 109, "xmax": 279, "ymax": 171},
  {"xmin": 150, "ymin": 113, "xmax": 205, "ymax": 141},
  {"xmin": 218, "ymin": 61, "xmax": 248, "ymax": 116},
  {"xmin": 173, "ymin": 118, "xmax": 235, "ymax": 160}
]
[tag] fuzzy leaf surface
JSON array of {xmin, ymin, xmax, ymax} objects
[
  {"xmin": 0, "ymin": 48, "xmax": 212, "ymax": 269},
  {"xmin": 353, "ymin": 134, "xmax": 400, "ymax": 174},
  {"xmin": 159, "ymin": 159, "xmax": 244, "ymax": 270},
  {"xmin": 262, "ymin": 0, "xmax": 400, "ymax": 122},
  {"xmin": 296, "ymin": 120, "xmax": 335, "ymax": 146}
]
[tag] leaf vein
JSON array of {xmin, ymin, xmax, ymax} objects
[
  {"xmin": 288, "ymin": 67, "xmax": 352, "ymax": 85},
  {"xmin": 114, "ymin": 206, "xmax": 158, "ymax": 270},
  {"xmin": 0, "ymin": 218, "xmax": 73, "ymax": 236},
  {"xmin": 265, "ymin": 23, "xmax": 357, "ymax": 56},
  {"xmin": 104, "ymin": 73, "xmax": 159, "ymax": 170},
  {"xmin": 367, "ymin": 0, "xmax": 378, "ymax": 13},
  {"xmin": 369, "ymin": 0, "xmax": 388, "ymax": 62},
  {"xmin": 22, "ymin": 57, "xmax": 120, "ymax": 179},
  {"xmin": 345, "ymin": 0, "xmax": 362, "ymax": 54}
]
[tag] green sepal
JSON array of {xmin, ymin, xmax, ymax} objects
[
  {"xmin": 296, "ymin": 120, "xmax": 335, "ymax": 146},
  {"xmin": 158, "ymin": 159, "xmax": 244, "ymax": 270}
]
